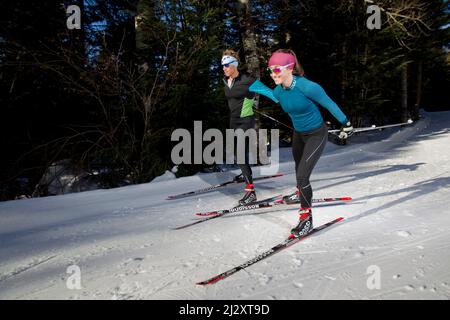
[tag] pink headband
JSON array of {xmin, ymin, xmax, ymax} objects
[{"xmin": 268, "ymin": 52, "xmax": 296, "ymax": 68}]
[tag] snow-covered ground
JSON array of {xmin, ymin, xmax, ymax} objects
[{"xmin": 1, "ymin": 111, "xmax": 450, "ymax": 300}]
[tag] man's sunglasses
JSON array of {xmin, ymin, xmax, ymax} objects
[
  {"xmin": 222, "ymin": 60, "xmax": 237, "ymax": 68},
  {"xmin": 267, "ymin": 63, "xmax": 295, "ymax": 75}
]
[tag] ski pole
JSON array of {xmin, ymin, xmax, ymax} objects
[
  {"xmin": 328, "ymin": 119, "xmax": 413, "ymax": 135},
  {"xmin": 253, "ymin": 108, "xmax": 294, "ymax": 130}
]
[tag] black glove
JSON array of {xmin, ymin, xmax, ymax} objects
[{"xmin": 339, "ymin": 121, "xmax": 354, "ymax": 139}]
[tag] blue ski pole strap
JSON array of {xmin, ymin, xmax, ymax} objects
[{"xmin": 249, "ymin": 80, "xmax": 279, "ymax": 104}]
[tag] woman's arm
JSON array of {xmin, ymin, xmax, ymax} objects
[
  {"xmin": 249, "ymin": 80, "xmax": 279, "ymax": 104},
  {"xmin": 303, "ymin": 80, "xmax": 348, "ymax": 124}
]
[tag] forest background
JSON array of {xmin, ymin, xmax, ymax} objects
[{"xmin": 0, "ymin": 0, "xmax": 448, "ymax": 200}]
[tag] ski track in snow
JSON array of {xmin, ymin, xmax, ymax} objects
[{"xmin": 1, "ymin": 111, "xmax": 450, "ymax": 299}]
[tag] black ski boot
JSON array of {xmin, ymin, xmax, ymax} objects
[
  {"xmin": 232, "ymin": 173, "xmax": 244, "ymax": 183},
  {"xmin": 290, "ymin": 208, "xmax": 313, "ymax": 237},
  {"xmin": 238, "ymin": 184, "xmax": 257, "ymax": 206}
]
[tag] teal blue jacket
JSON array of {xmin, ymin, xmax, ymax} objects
[{"xmin": 249, "ymin": 76, "xmax": 348, "ymax": 132}]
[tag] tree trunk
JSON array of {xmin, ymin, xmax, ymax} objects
[
  {"xmin": 237, "ymin": 1, "xmax": 260, "ymax": 78},
  {"xmin": 135, "ymin": 1, "xmax": 152, "ymax": 55},
  {"xmin": 71, "ymin": 0, "xmax": 86, "ymax": 65},
  {"xmin": 341, "ymin": 41, "xmax": 347, "ymax": 105},
  {"xmin": 414, "ymin": 60, "xmax": 423, "ymax": 120},
  {"xmin": 237, "ymin": 0, "xmax": 263, "ymax": 164},
  {"xmin": 401, "ymin": 63, "xmax": 409, "ymax": 122},
  {"xmin": 237, "ymin": 0, "xmax": 261, "ymax": 127}
]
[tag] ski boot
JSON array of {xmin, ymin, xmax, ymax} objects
[
  {"xmin": 290, "ymin": 208, "xmax": 313, "ymax": 238},
  {"xmin": 283, "ymin": 190, "xmax": 300, "ymax": 204},
  {"xmin": 232, "ymin": 173, "xmax": 244, "ymax": 183},
  {"xmin": 238, "ymin": 184, "xmax": 257, "ymax": 206}
]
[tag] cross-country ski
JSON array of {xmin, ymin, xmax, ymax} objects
[
  {"xmin": 172, "ymin": 195, "xmax": 351, "ymax": 229},
  {"xmin": 197, "ymin": 217, "xmax": 344, "ymax": 285},
  {"xmin": 166, "ymin": 173, "xmax": 283, "ymax": 200},
  {"xmin": 194, "ymin": 196, "xmax": 352, "ymax": 217}
]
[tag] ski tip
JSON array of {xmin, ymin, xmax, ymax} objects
[
  {"xmin": 195, "ymin": 212, "xmax": 218, "ymax": 217},
  {"xmin": 172, "ymin": 225, "xmax": 189, "ymax": 230},
  {"xmin": 270, "ymin": 173, "xmax": 284, "ymax": 178},
  {"xmin": 336, "ymin": 217, "xmax": 345, "ymax": 222},
  {"xmin": 167, "ymin": 195, "xmax": 183, "ymax": 200},
  {"xmin": 196, "ymin": 275, "xmax": 225, "ymax": 286},
  {"xmin": 255, "ymin": 173, "xmax": 283, "ymax": 179},
  {"xmin": 341, "ymin": 197, "xmax": 352, "ymax": 201}
]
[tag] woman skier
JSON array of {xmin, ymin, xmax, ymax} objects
[{"xmin": 249, "ymin": 49, "xmax": 353, "ymax": 237}]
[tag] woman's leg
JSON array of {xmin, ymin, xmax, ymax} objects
[
  {"xmin": 290, "ymin": 124, "xmax": 327, "ymax": 236},
  {"xmin": 292, "ymin": 130, "xmax": 305, "ymax": 175},
  {"xmin": 289, "ymin": 131, "xmax": 305, "ymax": 202},
  {"xmin": 295, "ymin": 124, "xmax": 328, "ymax": 209}
]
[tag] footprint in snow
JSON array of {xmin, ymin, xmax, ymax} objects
[
  {"xmin": 291, "ymin": 258, "xmax": 303, "ymax": 267},
  {"xmin": 258, "ymin": 274, "xmax": 272, "ymax": 286}
]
